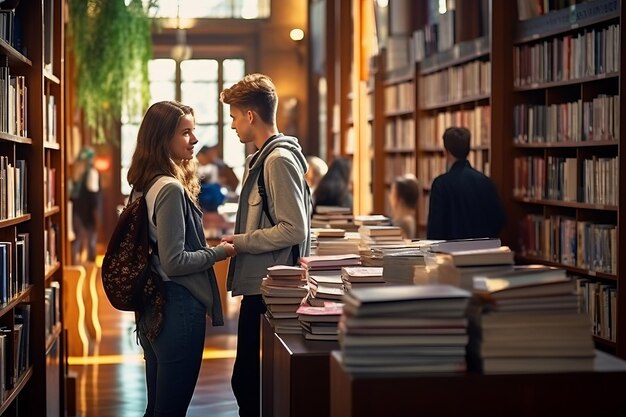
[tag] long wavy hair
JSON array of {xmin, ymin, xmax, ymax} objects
[{"xmin": 127, "ymin": 101, "xmax": 200, "ymax": 202}]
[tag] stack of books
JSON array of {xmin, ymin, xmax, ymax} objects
[
  {"xmin": 338, "ymin": 285, "xmax": 471, "ymax": 374},
  {"xmin": 341, "ymin": 266, "xmax": 384, "ymax": 290},
  {"xmin": 358, "ymin": 225, "xmax": 406, "ymax": 251},
  {"xmin": 261, "ymin": 265, "xmax": 308, "ymax": 334},
  {"xmin": 311, "ymin": 206, "xmax": 356, "ymax": 230},
  {"xmin": 382, "ymin": 248, "xmax": 427, "ymax": 286},
  {"xmin": 300, "ymin": 254, "xmax": 361, "ymax": 307},
  {"xmin": 469, "ymin": 266, "xmax": 595, "ymax": 373},
  {"xmin": 428, "ymin": 241, "xmax": 515, "ymax": 290},
  {"xmin": 313, "ymin": 228, "xmax": 361, "ymax": 256},
  {"xmin": 308, "ymin": 273, "xmax": 345, "ymax": 304},
  {"xmin": 296, "ymin": 302, "xmax": 343, "ymax": 341}
]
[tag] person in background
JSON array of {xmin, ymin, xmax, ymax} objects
[
  {"xmin": 126, "ymin": 100, "xmax": 236, "ymax": 417},
  {"xmin": 70, "ymin": 146, "xmax": 101, "ymax": 264},
  {"xmin": 312, "ymin": 156, "xmax": 352, "ymax": 213},
  {"xmin": 427, "ymin": 127, "xmax": 505, "ymax": 240},
  {"xmin": 389, "ymin": 174, "xmax": 420, "ymax": 240},
  {"xmin": 220, "ymin": 73, "xmax": 311, "ymax": 417},
  {"xmin": 304, "ymin": 155, "xmax": 328, "ymax": 194},
  {"xmin": 196, "ymin": 144, "xmax": 240, "ymax": 192}
]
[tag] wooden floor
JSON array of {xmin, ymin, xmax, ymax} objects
[{"xmin": 67, "ymin": 265, "xmax": 242, "ymax": 417}]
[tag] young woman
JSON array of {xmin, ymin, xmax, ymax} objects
[{"xmin": 126, "ymin": 100, "xmax": 236, "ymax": 417}]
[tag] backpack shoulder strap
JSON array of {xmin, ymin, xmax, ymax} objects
[
  {"xmin": 145, "ymin": 176, "xmax": 179, "ymax": 228},
  {"xmin": 256, "ymin": 147, "xmax": 309, "ymax": 265}
]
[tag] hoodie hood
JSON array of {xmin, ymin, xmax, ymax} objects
[{"xmin": 248, "ymin": 134, "xmax": 308, "ymax": 174}]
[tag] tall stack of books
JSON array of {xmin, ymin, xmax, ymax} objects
[
  {"xmin": 261, "ymin": 265, "xmax": 308, "ymax": 334},
  {"xmin": 469, "ymin": 266, "xmax": 595, "ymax": 373},
  {"xmin": 338, "ymin": 285, "xmax": 471, "ymax": 374},
  {"xmin": 341, "ymin": 266, "xmax": 384, "ymax": 290},
  {"xmin": 296, "ymin": 302, "xmax": 343, "ymax": 341}
]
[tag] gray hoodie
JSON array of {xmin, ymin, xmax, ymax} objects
[{"xmin": 228, "ymin": 135, "xmax": 311, "ymax": 296}]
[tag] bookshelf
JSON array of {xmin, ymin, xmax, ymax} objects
[
  {"xmin": 382, "ymin": 65, "xmax": 417, "ymax": 217},
  {"xmin": 497, "ymin": 0, "xmax": 624, "ymax": 357},
  {"xmin": 0, "ymin": 0, "xmax": 65, "ymax": 415}
]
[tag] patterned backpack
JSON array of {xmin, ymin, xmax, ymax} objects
[{"xmin": 101, "ymin": 178, "xmax": 169, "ymax": 339}]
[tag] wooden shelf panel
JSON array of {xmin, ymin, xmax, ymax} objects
[
  {"xmin": 513, "ymin": 139, "xmax": 618, "ymax": 148},
  {"xmin": 514, "ymin": 0, "xmax": 619, "ymax": 44},
  {"xmin": 514, "ymin": 197, "xmax": 618, "ymax": 211},
  {"xmin": 420, "ymin": 36, "xmax": 490, "ymax": 75},
  {"xmin": 0, "ymin": 367, "xmax": 33, "ymax": 415},
  {"xmin": 0, "ymin": 38, "xmax": 32, "ymax": 67},
  {"xmin": 0, "ymin": 214, "xmax": 31, "ymax": 228},
  {"xmin": 514, "ymin": 72, "xmax": 619, "ymax": 91},
  {"xmin": 421, "ymin": 93, "xmax": 490, "ymax": 111},
  {"xmin": 516, "ymin": 255, "xmax": 617, "ymax": 280},
  {"xmin": 45, "ymin": 205, "xmax": 61, "ymax": 217},
  {"xmin": 0, "ymin": 132, "xmax": 33, "ymax": 145},
  {"xmin": 0, "ymin": 286, "xmax": 33, "ymax": 320},
  {"xmin": 43, "ymin": 69, "xmax": 61, "ymax": 85}
]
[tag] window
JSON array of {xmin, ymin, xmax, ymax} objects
[
  {"xmin": 154, "ymin": 0, "xmax": 270, "ymax": 19},
  {"xmin": 120, "ymin": 57, "xmax": 246, "ymax": 195}
]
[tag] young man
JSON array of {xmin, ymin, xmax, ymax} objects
[
  {"xmin": 220, "ymin": 73, "xmax": 311, "ymax": 417},
  {"xmin": 427, "ymin": 126, "xmax": 505, "ymax": 240}
]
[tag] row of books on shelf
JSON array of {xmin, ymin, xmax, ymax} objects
[
  {"xmin": 0, "ymin": 57, "xmax": 27, "ymax": 137},
  {"xmin": 519, "ymin": 214, "xmax": 616, "ymax": 274},
  {"xmin": 384, "ymin": 118, "xmax": 415, "ymax": 150},
  {"xmin": 0, "ymin": 233, "xmax": 29, "ymax": 305},
  {"xmin": 513, "ymin": 23, "xmax": 620, "ymax": 87},
  {"xmin": 420, "ymin": 60, "xmax": 490, "ymax": 107},
  {"xmin": 0, "ymin": 303, "xmax": 30, "ymax": 402},
  {"xmin": 383, "ymin": 154, "xmax": 416, "ymax": 184},
  {"xmin": 44, "ymin": 94, "xmax": 58, "ymax": 143},
  {"xmin": 384, "ymin": 82, "xmax": 414, "ymax": 114},
  {"xmin": 513, "ymin": 155, "xmax": 617, "ymax": 205},
  {"xmin": 0, "ymin": 156, "xmax": 27, "ymax": 220},
  {"xmin": 576, "ymin": 277, "xmax": 616, "ymax": 342},
  {"xmin": 513, "ymin": 95, "xmax": 620, "ymax": 144},
  {"xmin": 419, "ymin": 106, "xmax": 491, "ymax": 148},
  {"xmin": 44, "ymin": 223, "xmax": 59, "ymax": 270}
]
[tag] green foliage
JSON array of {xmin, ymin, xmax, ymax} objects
[{"xmin": 68, "ymin": 0, "xmax": 156, "ymax": 145}]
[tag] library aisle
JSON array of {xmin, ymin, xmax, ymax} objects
[{"xmin": 67, "ymin": 262, "xmax": 241, "ymax": 417}]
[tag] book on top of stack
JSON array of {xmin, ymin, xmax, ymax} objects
[
  {"xmin": 468, "ymin": 265, "xmax": 594, "ymax": 374},
  {"xmin": 427, "ymin": 244, "xmax": 515, "ymax": 290},
  {"xmin": 261, "ymin": 265, "xmax": 308, "ymax": 334},
  {"xmin": 341, "ymin": 266, "xmax": 384, "ymax": 290},
  {"xmin": 353, "ymin": 214, "xmax": 391, "ymax": 226},
  {"xmin": 338, "ymin": 284, "xmax": 471, "ymax": 374}
]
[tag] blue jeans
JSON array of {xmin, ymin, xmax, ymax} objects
[{"xmin": 138, "ymin": 281, "xmax": 206, "ymax": 417}]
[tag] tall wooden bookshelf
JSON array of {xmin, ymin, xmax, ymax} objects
[
  {"xmin": 492, "ymin": 0, "xmax": 625, "ymax": 358},
  {"xmin": 382, "ymin": 65, "xmax": 417, "ymax": 217},
  {"xmin": 0, "ymin": 0, "xmax": 66, "ymax": 415}
]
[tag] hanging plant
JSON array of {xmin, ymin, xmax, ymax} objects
[{"xmin": 68, "ymin": 0, "xmax": 157, "ymax": 145}]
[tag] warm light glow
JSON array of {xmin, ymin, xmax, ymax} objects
[
  {"xmin": 93, "ymin": 155, "xmax": 111, "ymax": 172},
  {"xmin": 376, "ymin": 0, "xmax": 389, "ymax": 7},
  {"xmin": 68, "ymin": 348, "xmax": 237, "ymax": 365},
  {"xmin": 290, "ymin": 28, "xmax": 305, "ymax": 42}
]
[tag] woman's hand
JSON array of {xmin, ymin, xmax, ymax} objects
[{"xmin": 220, "ymin": 241, "xmax": 237, "ymax": 257}]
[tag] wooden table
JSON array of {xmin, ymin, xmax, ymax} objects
[
  {"xmin": 330, "ymin": 350, "xmax": 626, "ymax": 417},
  {"xmin": 261, "ymin": 316, "xmax": 339, "ymax": 417}
]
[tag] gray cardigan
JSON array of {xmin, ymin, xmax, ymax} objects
[
  {"xmin": 227, "ymin": 135, "xmax": 311, "ymax": 296},
  {"xmin": 143, "ymin": 176, "xmax": 226, "ymax": 326}
]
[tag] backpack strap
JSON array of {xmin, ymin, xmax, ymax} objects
[{"xmin": 257, "ymin": 150, "xmax": 309, "ymax": 266}]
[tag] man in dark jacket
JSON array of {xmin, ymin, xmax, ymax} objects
[{"xmin": 427, "ymin": 127, "xmax": 505, "ymax": 240}]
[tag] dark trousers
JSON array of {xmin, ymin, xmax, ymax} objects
[
  {"xmin": 232, "ymin": 295, "xmax": 267, "ymax": 417},
  {"xmin": 138, "ymin": 282, "xmax": 206, "ymax": 417}
]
